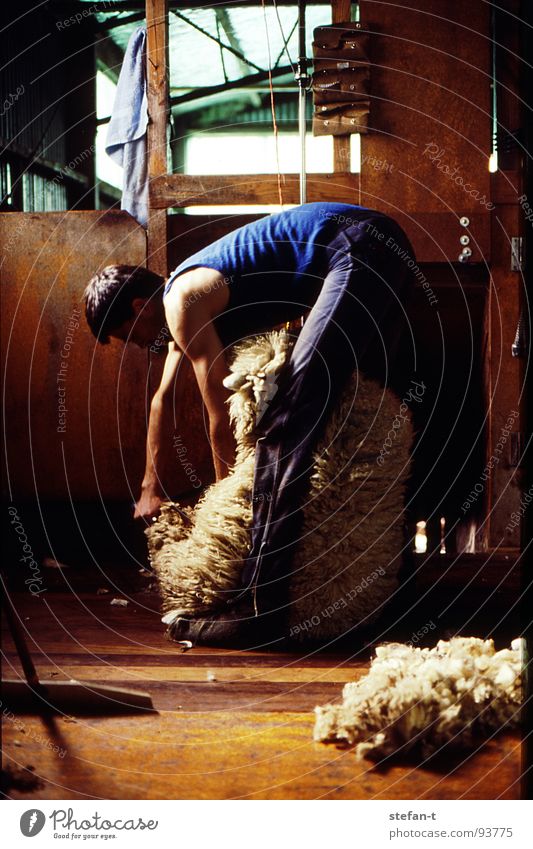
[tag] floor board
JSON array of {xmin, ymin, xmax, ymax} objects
[{"xmin": 1, "ymin": 592, "xmax": 523, "ymax": 800}]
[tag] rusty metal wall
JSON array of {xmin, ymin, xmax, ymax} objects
[{"xmin": 1, "ymin": 211, "xmax": 148, "ymax": 501}]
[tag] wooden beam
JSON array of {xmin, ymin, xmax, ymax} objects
[
  {"xmin": 146, "ymin": 0, "xmax": 169, "ymax": 276},
  {"xmin": 150, "ymin": 173, "xmax": 361, "ymax": 207},
  {"xmin": 331, "ymin": 0, "xmax": 353, "ymax": 177},
  {"xmin": 51, "ymin": 0, "xmax": 329, "ymax": 11},
  {"xmin": 482, "ymin": 0, "xmax": 523, "ymax": 549}
]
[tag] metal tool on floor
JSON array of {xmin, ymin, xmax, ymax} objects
[{"xmin": 1, "ymin": 575, "xmax": 154, "ymax": 714}]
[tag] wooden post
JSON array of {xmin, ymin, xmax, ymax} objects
[
  {"xmin": 331, "ymin": 0, "xmax": 352, "ymax": 173},
  {"xmin": 146, "ymin": 0, "xmax": 169, "ymax": 277},
  {"xmin": 483, "ymin": 0, "xmax": 523, "ymax": 550}
]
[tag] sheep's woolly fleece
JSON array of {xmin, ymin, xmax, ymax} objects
[
  {"xmin": 147, "ymin": 330, "xmax": 413, "ymax": 641},
  {"xmin": 314, "ymin": 637, "xmax": 522, "ymax": 761}
]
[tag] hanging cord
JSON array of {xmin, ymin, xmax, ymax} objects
[{"xmin": 261, "ymin": 0, "xmax": 284, "ymax": 206}]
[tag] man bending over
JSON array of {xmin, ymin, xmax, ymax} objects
[{"xmin": 84, "ymin": 202, "xmax": 415, "ymax": 644}]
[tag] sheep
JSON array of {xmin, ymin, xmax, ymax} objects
[{"xmin": 147, "ymin": 329, "xmax": 413, "ymax": 642}]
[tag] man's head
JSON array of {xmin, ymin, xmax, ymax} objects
[{"xmin": 84, "ymin": 264, "xmax": 166, "ymax": 347}]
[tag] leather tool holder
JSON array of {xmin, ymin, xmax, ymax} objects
[
  {"xmin": 312, "ymin": 22, "xmax": 371, "ymax": 136},
  {"xmin": 313, "ymin": 102, "xmax": 370, "ymax": 136},
  {"xmin": 313, "ymin": 66, "xmax": 370, "ymax": 104}
]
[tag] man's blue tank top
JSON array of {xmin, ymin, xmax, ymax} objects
[{"xmin": 164, "ymin": 202, "xmax": 381, "ymax": 343}]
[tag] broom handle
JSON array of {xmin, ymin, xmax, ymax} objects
[{"xmin": 1, "ymin": 574, "xmax": 41, "ymax": 689}]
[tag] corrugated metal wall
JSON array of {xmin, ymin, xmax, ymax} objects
[{"xmin": 1, "ymin": 1, "xmax": 95, "ymax": 212}]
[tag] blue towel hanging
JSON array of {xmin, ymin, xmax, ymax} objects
[{"xmin": 106, "ymin": 26, "xmax": 149, "ymax": 228}]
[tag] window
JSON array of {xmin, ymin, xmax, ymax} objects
[{"xmin": 95, "ymin": 70, "xmax": 122, "ymax": 193}]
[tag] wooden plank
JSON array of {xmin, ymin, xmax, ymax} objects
[
  {"xmin": 392, "ymin": 210, "xmax": 490, "ymax": 263},
  {"xmin": 484, "ymin": 203, "xmax": 522, "ymax": 548},
  {"xmin": 1, "ymin": 710, "xmax": 521, "ymax": 800},
  {"xmin": 358, "ymin": 0, "xmax": 492, "ymax": 215},
  {"xmin": 150, "ymin": 172, "xmax": 360, "ymax": 207},
  {"xmin": 1, "ymin": 591, "xmax": 521, "ymax": 798},
  {"xmin": 6, "ymin": 665, "xmax": 367, "ymax": 684},
  {"xmin": 146, "ymin": 0, "xmax": 169, "ymax": 276},
  {"xmin": 491, "ymin": 170, "xmax": 521, "ymax": 205},
  {"xmin": 333, "ymin": 139, "xmax": 353, "ymax": 172},
  {"xmin": 55, "ymin": 0, "xmax": 328, "ymax": 10},
  {"xmin": 332, "ymin": 0, "xmax": 352, "ymax": 25},
  {"xmin": 331, "ymin": 0, "xmax": 355, "ymax": 176},
  {"xmin": 413, "ymin": 551, "xmax": 521, "ymax": 593},
  {"xmin": 158, "ymin": 183, "xmax": 491, "ymax": 262},
  {"xmin": 167, "ymin": 212, "xmax": 492, "ymax": 295},
  {"xmin": 4, "ymin": 650, "xmax": 371, "ymax": 669},
  {"xmin": 482, "ymin": 0, "xmax": 523, "ymax": 549},
  {"xmin": 1, "ymin": 679, "xmax": 353, "ymax": 713},
  {"xmin": 0, "ymin": 593, "xmax": 375, "ymax": 667}
]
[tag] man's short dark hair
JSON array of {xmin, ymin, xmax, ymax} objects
[{"xmin": 84, "ymin": 265, "xmax": 164, "ymax": 344}]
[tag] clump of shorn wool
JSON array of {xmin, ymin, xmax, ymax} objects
[
  {"xmin": 314, "ymin": 637, "xmax": 522, "ymax": 761},
  {"xmin": 147, "ymin": 330, "xmax": 413, "ymax": 641}
]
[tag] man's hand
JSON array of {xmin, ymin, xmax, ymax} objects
[{"xmin": 133, "ymin": 487, "xmax": 163, "ymax": 522}]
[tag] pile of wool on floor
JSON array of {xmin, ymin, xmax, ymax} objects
[{"xmin": 314, "ymin": 637, "xmax": 522, "ymax": 761}]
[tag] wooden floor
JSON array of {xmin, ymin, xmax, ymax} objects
[{"xmin": 1, "ymin": 588, "xmax": 522, "ymax": 800}]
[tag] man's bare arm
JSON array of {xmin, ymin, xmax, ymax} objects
[
  {"xmin": 188, "ymin": 327, "xmax": 235, "ymax": 480},
  {"xmin": 134, "ymin": 341, "xmax": 187, "ymax": 520},
  {"xmin": 165, "ymin": 273, "xmax": 235, "ymax": 480}
]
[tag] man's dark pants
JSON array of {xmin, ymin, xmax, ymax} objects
[{"xmin": 240, "ymin": 213, "xmax": 416, "ymax": 619}]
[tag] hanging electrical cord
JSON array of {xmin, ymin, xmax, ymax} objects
[
  {"xmin": 296, "ymin": 0, "xmax": 309, "ymax": 204},
  {"xmin": 261, "ymin": 0, "xmax": 284, "ymax": 206},
  {"xmin": 272, "ymin": 0, "xmax": 308, "ymax": 204}
]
